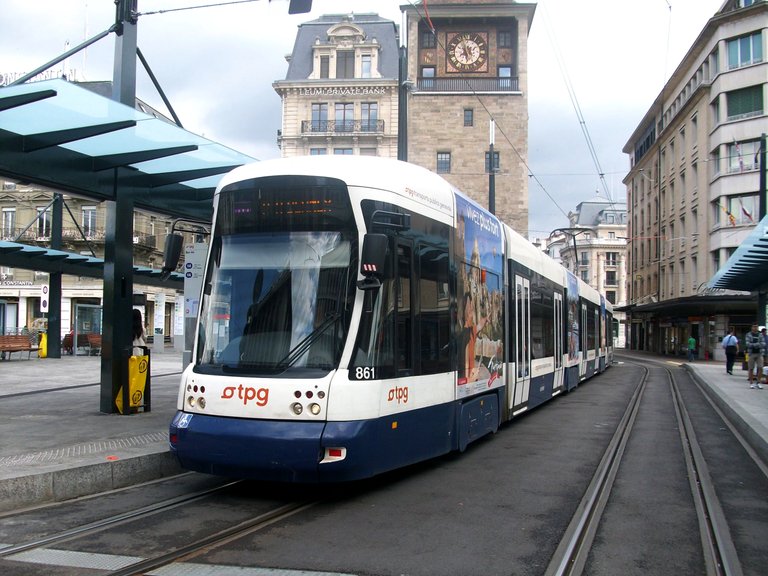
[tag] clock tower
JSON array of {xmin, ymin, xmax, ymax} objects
[{"xmin": 401, "ymin": 0, "xmax": 536, "ymax": 236}]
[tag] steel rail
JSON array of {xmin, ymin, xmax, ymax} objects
[
  {"xmin": 0, "ymin": 480, "xmax": 241, "ymax": 558},
  {"xmin": 105, "ymin": 500, "xmax": 318, "ymax": 576},
  {"xmin": 668, "ymin": 369, "xmax": 744, "ymax": 576},
  {"xmin": 544, "ymin": 365, "xmax": 649, "ymax": 576}
]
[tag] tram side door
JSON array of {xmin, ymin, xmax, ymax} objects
[
  {"xmin": 580, "ymin": 301, "xmax": 588, "ymax": 379},
  {"xmin": 553, "ymin": 292, "xmax": 564, "ymax": 391},
  {"xmin": 513, "ymin": 275, "xmax": 531, "ymax": 410}
]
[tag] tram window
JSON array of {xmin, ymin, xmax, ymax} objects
[
  {"xmin": 587, "ymin": 303, "xmax": 597, "ymax": 351},
  {"xmin": 530, "ymin": 273, "xmax": 555, "ymax": 358},
  {"xmin": 396, "ymin": 244, "xmax": 413, "ymax": 375},
  {"xmin": 418, "ymin": 243, "xmax": 450, "ymax": 375}
]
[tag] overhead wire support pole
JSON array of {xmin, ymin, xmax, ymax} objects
[
  {"xmin": 136, "ymin": 48, "xmax": 184, "ymax": 128},
  {"xmin": 8, "ymin": 27, "xmax": 117, "ymax": 86},
  {"xmin": 489, "ymin": 119, "xmax": 496, "ymax": 215}
]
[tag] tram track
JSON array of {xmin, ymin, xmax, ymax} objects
[
  {"xmin": 105, "ymin": 500, "xmax": 318, "ymax": 576},
  {"xmin": 545, "ymin": 363, "xmax": 649, "ymax": 576},
  {"xmin": 0, "ymin": 479, "xmax": 242, "ymax": 559},
  {"xmin": 547, "ymin": 358, "xmax": 761, "ymax": 576}
]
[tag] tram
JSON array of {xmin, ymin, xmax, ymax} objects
[{"xmin": 168, "ymin": 156, "xmax": 613, "ymax": 482}]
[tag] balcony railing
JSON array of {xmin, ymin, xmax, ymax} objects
[
  {"xmin": 301, "ymin": 119, "xmax": 385, "ymax": 135},
  {"xmin": 417, "ymin": 76, "xmax": 519, "ymax": 92},
  {"xmin": 2, "ymin": 227, "xmax": 155, "ymax": 248}
]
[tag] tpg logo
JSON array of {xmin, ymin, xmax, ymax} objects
[
  {"xmin": 387, "ymin": 385, "xmax": 408, "ymax": 404},
  {"xmin": 221, "ymin": 385, "xmax": 269, "ymax": 406}
]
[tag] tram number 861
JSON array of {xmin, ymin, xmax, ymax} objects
[{"xmin": 354, "ymin": 367, "xmax": 376, "ymax": 380}]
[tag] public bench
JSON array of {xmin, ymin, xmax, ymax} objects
[
  {"xmin": 0, "ymin": 335, "xmax": 36, "ymax": 360},
  {"xmin": 62, "ymin": 332, "xmax": 90, "ymax": 355},
  {"xmin": 87, "ymin": 333, "xmax": 102, "ymax": 356}
]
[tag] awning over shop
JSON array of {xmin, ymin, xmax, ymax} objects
[
  {"xmin": 708, "ymin": 215, "xmax": 768, "ymax": 292},
  {"xmin": 0, "ymin": 78, "xmax": 256, "ymax": 222}
]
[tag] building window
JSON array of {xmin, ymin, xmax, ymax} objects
[
  {"xmin": 336, "ymin": 50, "xmax": 354, "ymax": 79},
  {"xmin": 319, "ymin": 55, "xmax": 329, "ymax": 79},
  {"xmin": 581, "ymin": 270, "xmax": 589, "ymax": 282},
  {"xmin": 436, "ymin": 152, "xmax": 451, "ymax": 173},
  {"xmin": 606, "ymin": 252, "xmax": 618, "ymax": 266},
  {"xmin": 1, "ymin": 207, "xmax": 15, "ymax": 239},
  {"xmin": 335, "ymin": 102, "xmax": 354, "ymax": 132},
  {"xmin": 464, "ymin": 108, "xmax": 473, "ymax": 127},
  {"xmin": 37, "ymin": 207, "xmax": 51, "ymax": 238},
  {"xmin": 606, "ymin": 291, "xmax": 616, "ymax": 305},
  {"xmin": 498, "ymin": 66, "xmax": 512, "ymax": 88},
  {"xmin": 727, "ymin": 195, "xmax": 758, "ymax": 225},
  {"xmin": 82, "ymin": 206, "xmax": 97, "ymax": 238},
  {"xmin": 726, "ymin": 85, "xmax": 763, "ymax": 120},
  {"xmin": 311, "ymin": 103, "xmax": 328, "ymax": 132},
  {"xmin": 310, "ymin": 148, "xmax": 327, "ymax": 155},
  {"xmin": 580, "ymin": 252, "xmax": 588, "ymax": 265},
  {"xmin": 485, "ymin": 151, "xmax": 500, "ymax": 173},
  {"xmin": 421, "ymin": 66, "xmax": 435, "ymax": 89},
  {"xmin": 727, "ymin": 31, "xmax": 762, "ymax": 69},
  {"xmin": 727, "ymin": 139, "xmax": 760, "ymax": 173},
  {"xmin": 361, "ymin": 54, "xmax": 372, "ymax": 78},
  {"xmin": 333, "ymin": 148, "xmax": 353, "ymax": 155},
  {"xmin": 421, "ymin": 30, "xmax": 436, "ymax": 48},
  {"xmin": 498, "ymin": 30, "xmax": 512, "ymax": 49},
  {"xmin": 361, "ymin": 102, "xmax": 378, "ymax": 132},
  {"xmin": 605, "ymin": 270, "xmax": 617, "ymax": 286}
]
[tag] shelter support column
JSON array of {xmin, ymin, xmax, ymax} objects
[
  {"xmin": 47, "ymin": 194, "xmax": 63, "ymax": 358},
  {"xmin": 100, "ymin": 196, "xmax": 134, "ymax": 413}
]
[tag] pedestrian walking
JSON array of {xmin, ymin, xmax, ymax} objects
[
  {"xmin": 745, "ymin": 324, "xmax": 764, "ymax": 389},
  {"xmin": 687, "ymin": 335, "xmax": 696, "ymax": 362},
  {"xmin": 722, "ymin": 327, "xmax": 739, "ymax": 375}
]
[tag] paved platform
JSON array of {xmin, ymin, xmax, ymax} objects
[
  {"xmin": 0, "ymin": 349, "xmax": 186, "ymax": 512},
  {"xmin": 0, "ymin": 350, "xmax": 766, "ymax": 512}
]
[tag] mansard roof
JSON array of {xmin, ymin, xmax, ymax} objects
[{"xmin": 283, "ymin": 13, "xmax": 399, "ymax": 81}]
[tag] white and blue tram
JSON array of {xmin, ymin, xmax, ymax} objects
[{"xmin": 169, "ymin": 156, "xmax": 612, "ymax": 482}]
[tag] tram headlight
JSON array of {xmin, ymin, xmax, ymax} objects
[
  {"xmin": 198, "ymin": 397, "xmax": 206, "ymax": 410},
  {"xmin": 309, "ymin": 403, "xmax": 321, "ymax": 415},
  {"xmin": 187, "ymin": 395, "xmax": 196, "ymax": 408},
  {"xmin": 291, "ymin": 402, "xmax": 303, "ymax": 415}
]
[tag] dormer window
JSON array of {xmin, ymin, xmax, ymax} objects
[
  {"xmin": 361, "ymin": 54, "xmax": 372, "ymax": 78},
  {"xmin": 336, "ymin": 51, "xmax": 354, "ymax": 79}
]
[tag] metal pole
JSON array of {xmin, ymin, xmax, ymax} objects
[
  {"xmin": 760, "ymin": 133, "xmax": 766, "ymax": 220},
  {"xmin": 489, "ymin": 120, "xmax": 495, "ymax": 214},
  {"xmin": 9, "ymin": 27, "xmax": 116, "ymax": 86},
  {"xmin": 397, "ymin": 10, "xmax": 408, "ymax": 162},
  {"xmin": 112, "ymin": 0, "xmax": 138, "ymax": 106},
  {"xmin": 758, "ymin": 133, "xmax": 767, "ymax": 327}
]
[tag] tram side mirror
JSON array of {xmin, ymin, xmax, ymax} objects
[
  {"xmin": 161, "ymin": 233, "xmax": 184, "ymax": 281},
  {"xmin": 357, "ymin": 233, "xmax": 388, "ymax": 290}
]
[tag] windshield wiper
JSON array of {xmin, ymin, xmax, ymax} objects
[{"xmin": 276, "ymin": 312, "xmax": 341, "ymax": 370}]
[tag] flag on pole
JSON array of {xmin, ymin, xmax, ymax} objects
[{"xmin": 739, "ymin": 198, "xmax": 754, "ymax": 223}]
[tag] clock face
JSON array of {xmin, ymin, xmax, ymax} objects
[{"xmin": 447, "ymin": 32, "xmax": 488, "ymax": 72}]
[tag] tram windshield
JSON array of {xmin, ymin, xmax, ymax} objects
[{"xmin": 195, "ymin": 177, "xmax": 357, "ymax": 376}]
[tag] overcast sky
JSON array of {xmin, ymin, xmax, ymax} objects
[{"xmin": 0, "ymin": 0, "xmax": 725, "ymax": 237}]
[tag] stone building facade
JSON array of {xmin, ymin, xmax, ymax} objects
[
  {"xmin": 401, "ymin": 0, "xmax": 536, "ymax": 235},
  {"xmin": 273, "ymin": 14, "xmax": 400, "ymax": 158},
  {"xmin": 622, "ymin": 0, "xmax": 766, "ymax": 359}
]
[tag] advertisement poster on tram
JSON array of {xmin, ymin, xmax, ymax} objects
[
  {"xmin": 566, "ymin": 271, "xmax": 580, "ymax": 361},
  {"xmin": 455, "ymin": 195, "xmax": 504, "ymax": 397}
]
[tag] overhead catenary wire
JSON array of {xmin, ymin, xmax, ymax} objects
[{"xmin": 540, "ymin": 1, "xmax": 615, "ymax": 207}]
